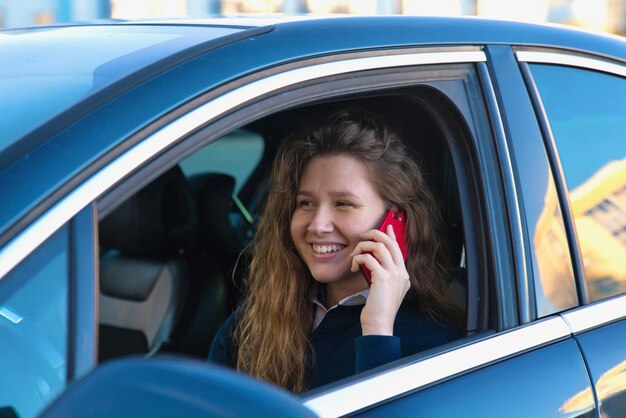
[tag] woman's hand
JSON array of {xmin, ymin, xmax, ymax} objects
[{"xmin": 350, "ymin": 224, "xmax": 410, "ymax": 336}]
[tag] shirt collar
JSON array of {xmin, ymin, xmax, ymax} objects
[{"xmin": 312, "ymin": 288, "xmax": 369, "ymax": 330}]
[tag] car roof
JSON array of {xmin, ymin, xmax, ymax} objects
[
  {"xmin": 6, "ymin": 15, "xmax": 626, "ymax": 54},
  {"xmin": 131, "ymin": 15, "xmax": 626, "ymax": 54},
  {"xmin": 1, "ymin": 15, "xmax": 625, "ymax": 245},
  {"xmin": 0, "ymin": 23, "xmax": 255, "ymax": 155}
]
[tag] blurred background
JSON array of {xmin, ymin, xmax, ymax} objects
[{"xmin": 0, "ymin": 0, "xmax": 624, "ymax": 35}]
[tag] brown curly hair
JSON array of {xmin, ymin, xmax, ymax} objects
[{"xmin": 234, "ymin": 107, "xmax": 461, "ymax": 393}]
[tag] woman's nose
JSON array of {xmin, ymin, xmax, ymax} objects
[{"xmin": 307, "ymin": 207, "xmax": 334, "ymax": 235}]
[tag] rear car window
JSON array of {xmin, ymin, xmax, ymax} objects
[
  {"xmin": 530, "ymin": 64, "xmax": 626, "ymax": 303},
  {"xmin": 179, "ymin": 129, "xmax": 264, "ymax": 194}
]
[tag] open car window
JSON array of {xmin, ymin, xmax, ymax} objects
[{"xmin": 94, "ymin": 56, "xmax": 497, "ymax": 396}]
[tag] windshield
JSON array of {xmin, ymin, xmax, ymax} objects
[{"xmin": 0, "ymin": 24, "xmax": 243, "ymax": 153}]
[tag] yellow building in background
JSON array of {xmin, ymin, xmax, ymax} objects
[
  {"xmin": 570, "ymin": 158, "xmax": 626, "ymax": 301},
  {"xmin": 533, "ymin": 176, "xmax": 577, "ymax": 316},
  {"xmin": 534, "ymin": 157, "xmax": 626, "ymax": 313}
]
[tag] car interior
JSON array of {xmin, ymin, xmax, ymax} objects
[{"xmin": 96, "ymin": 88, "xmax": 485, "ymax": 382}]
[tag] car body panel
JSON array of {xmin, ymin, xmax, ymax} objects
[
  {"xmin": 574, "ymin": 320, "xmax": 626, "ymax": 417},
  {"xmin": 563, "ymin": 295, "xmax": 626, "ymax": 417},
  {"xmin": 303, "ymin": 317, "xmax": 574, "ymax": 416},
  {"xmin": 0, "ymin": 24, "xmax": 248, "ymax": 154},
  {"xmin": 355, "ymin": 339, "xmax": 594, "ymax": 418}
]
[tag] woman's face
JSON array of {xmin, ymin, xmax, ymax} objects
[{"xmin": 290, "ymin": 155, "xmax": 387, "ymax": 288}]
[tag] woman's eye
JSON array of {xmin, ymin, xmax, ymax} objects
[
  {"xmin": 297, "ymin": 200, "xmax": 313, "ymax": 208},
  {"xmin": 336, "ymin": 201, "xmax": 353, "ymax": 208}
]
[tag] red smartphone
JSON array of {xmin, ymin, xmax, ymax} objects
[{"xmin": 360, "ymin": 208, "xmax": 408, "ymax": 286}]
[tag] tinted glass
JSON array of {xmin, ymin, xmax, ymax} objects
[
  {"xmin": 531, "ymin": 63, "xmax": 626, "ymax": 302},
  {"xmin": 180, "ymin": 129, "xmax": 264, "ymax": 239},
  {"xmin": 179, "ymin": 129, "xmax": 264, "ymax": 193},
  {"xmin": 531, "ymin": 181, "xmax": 577, "ymax": 316},
  {"xmin": 0, "ymin": 25, "xmax": 242, "ymax": 152},
  {"xmin": 0, "ymin": 227, "xmax": 69, "ymax": 418}
]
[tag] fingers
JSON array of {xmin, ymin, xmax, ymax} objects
[
  {"xmin": 351, "ymin": 227, "xmax": 409, "ymax": 286},
  {"xmin": 350, "ymin": 240, "xmax": 394, "ymax": 272},
  {"xmin": 351, "ymin": 252, "xmax": 381, "ymax": 274},
  {"xmin": 354, "ymin": 226, "xmax": 405, "ymax": 266}
]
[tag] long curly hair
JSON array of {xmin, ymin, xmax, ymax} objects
[{"xmin": 234, "ymin": 107, "xmax": 461, "ymax": 393}]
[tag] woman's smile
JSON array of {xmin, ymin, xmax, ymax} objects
[{"xmin": 310, "ymin": 243, "xmax": 347, "ymax": 255}]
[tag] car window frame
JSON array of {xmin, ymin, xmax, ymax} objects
[
  {"xmin": 94, "ymin": 52, "xmax": 519, "ymax": 412},
  {"xmin": 67, "ymin": 204, "xmax": 98, "ymax": 382},
  {"xmin": 517, "ymin": 49, "xmax": 626, "ymax": 309},
  {"xmin": 97, "ymin": 57, "xmax": 497, "ymax": 333},
  {"xmin": 0, "ymin": 47, "xmax": 485, "ymax": 278},
  {"xmin": 486, "ymin": 44, "xmax": 589, "ymax": 323}
]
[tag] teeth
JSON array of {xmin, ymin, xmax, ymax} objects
[{"xmin": 312, "ymin": 244, "xmax": 343, "ymax": 254}]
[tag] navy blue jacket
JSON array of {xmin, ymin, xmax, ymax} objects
[{"xmin": 208, "ymin": 301, "xmax": 460, "ymax": 390}]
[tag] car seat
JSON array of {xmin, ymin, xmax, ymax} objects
[{"xmin": 98, "ymin": 166, "xmax": 197, "ymax": 361}]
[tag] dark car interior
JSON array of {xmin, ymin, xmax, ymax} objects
[{"xmin": 96, "ymin": 88, "xmax": 482, "ymax": 375}]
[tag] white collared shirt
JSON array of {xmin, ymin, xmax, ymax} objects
[{"xmin": 312, "ymin": 289, "xmax": 370, "ymax": 331}]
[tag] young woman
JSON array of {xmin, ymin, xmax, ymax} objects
[{"xmin": 209, "ymin": 107, "xmax": 462, "ymax": 393}]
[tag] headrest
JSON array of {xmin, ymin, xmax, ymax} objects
[
  {"xmin": 189, "ymin": 173, "xmax": 241, "ymax": 254},
  {"xmin": 100, "ymin": 166, "xmax": 198, "ymax": 254}
]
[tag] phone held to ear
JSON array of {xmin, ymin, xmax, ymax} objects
[{"xmin": 360, "ymin": 208, "xmax": 408, "ymax": 286}]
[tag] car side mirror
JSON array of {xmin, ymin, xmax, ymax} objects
[{"xmin": 40, "ymin": 356, "xmax": 317, "ymax": 418}]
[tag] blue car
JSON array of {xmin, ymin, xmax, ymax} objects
[{"xmin": 1, "ymin": 16, "xmax": 625, "ymax": 418}]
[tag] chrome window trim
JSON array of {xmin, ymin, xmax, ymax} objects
[
  {"xmin": 0, "ymin": 50, "xmax": 486, "ymax": 281},
  {"xmin": 562, "ymin": 294, "xmax": 626, "ymax": 334},
  {"xmin": 303, "ymin": 317, "xmax": 570, "ymax": 417},
  {"xmin": 516, "ymin": 50, "xmax": 626, "ymax": 77}
]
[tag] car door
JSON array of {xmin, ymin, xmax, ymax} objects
[
  {"xmin": 301, "ymin": 44, "xmax": 596, "ymax": 418},
  {"xmin": 518, "ymin": 50, "xmax": 626, "ymax": 417}
]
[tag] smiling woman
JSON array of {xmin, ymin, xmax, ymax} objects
[
  {"xmin": 291, "ymin": 155, "xmax": 387, "ymax": 295},
  {"xmin": 208, "ymin": 108, "xmax": 463, "ymax": 392}
]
